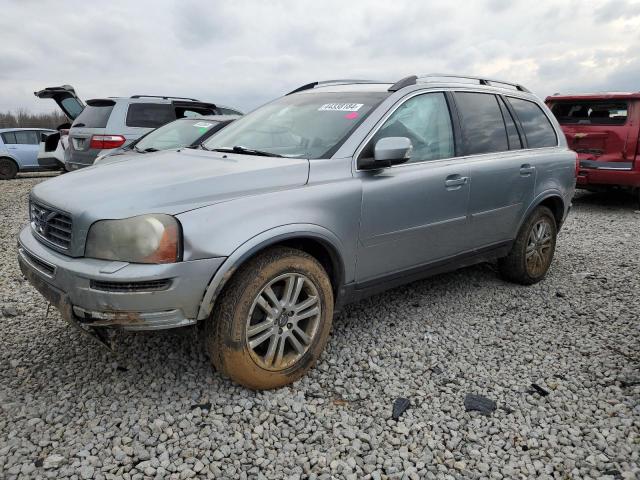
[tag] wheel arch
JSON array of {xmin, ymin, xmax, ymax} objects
[
  {"xmin": 518, "ymin": 191, "xmax": 566, "ymax": 235},
  {"xmin": 196, "ymin": 225, "xmax": 346, "ymax": 321}
]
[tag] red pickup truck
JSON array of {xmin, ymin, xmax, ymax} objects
[{"xmin": 545, "ymin": 92, "xmax": 640, "ymax": 204}]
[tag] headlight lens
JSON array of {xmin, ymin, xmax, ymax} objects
[{"xmin": 85, "ymin": 214, "xmax": 181, "ymax": 264}]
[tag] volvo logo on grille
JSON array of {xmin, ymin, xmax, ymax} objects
[{"xmin": 30, "ymin": 204, "xmax": 56, "ymax": 236}]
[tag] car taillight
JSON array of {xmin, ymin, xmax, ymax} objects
[{"xmin": 90, "ymin": 135, "xmax": 126, "ymax": 149}]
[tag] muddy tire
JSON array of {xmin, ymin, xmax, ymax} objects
[
  {"xmin": 0, "ymin": 158, "xmax": 18, "ymax": 180},
  {"xmin": 204, "ymin": 247, "xmax": 334, "ymax": 390},
  {"xmin": 498, "ymin": 206, "xmax": 557, "ymax": 285}
]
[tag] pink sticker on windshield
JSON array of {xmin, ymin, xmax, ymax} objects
[{"xmin": 344, "ymin": 112, "xmax": 359, "ymax": 119}]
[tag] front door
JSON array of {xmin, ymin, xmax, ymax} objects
[{"xmin": 355, "ymin": 92, "xmax": 470, "ymax": 282}]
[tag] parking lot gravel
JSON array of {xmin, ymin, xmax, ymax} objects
[{"xmin": 1, "ymin": 173, "xmax": 638, "ymax": 480}]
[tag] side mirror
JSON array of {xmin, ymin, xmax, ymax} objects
[{"xmin": 359, "ymin": 137, "xmax": 412, "ymax": 170}]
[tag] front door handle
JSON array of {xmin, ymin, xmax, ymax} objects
[
  {"xmin": 445, "ymin": 175, "xmax": 468, "ymax": 189},
  {"xmin": 520, "ymin": 164, "xmax": 535, "ymax": 176}
]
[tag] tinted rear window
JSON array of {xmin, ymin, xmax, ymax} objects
[
  {"xmin": 126, "ymin": 103, "xmax": 175, "ymax": 128},
  {"xmin": 454, "ymin": 92, "xmax": 509, "ymax": 155},
  {"xmin": 550, "ymin": 100, "xmax": 628, "ymax": 126},
  {"xmin": 508, "ymin": 98, "xmax": 557, "ymax": 148},
  {"xmin": 72, "ymin": 105, "xmax": 114, "ymax": 128},
  {"xmin": 14, "ymin": 131, "xmax": 40, "ymax": 145}
]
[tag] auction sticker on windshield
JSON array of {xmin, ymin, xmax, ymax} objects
[
  {"xmin": 193, "ymin": 122, "xmax": 214, "ymax": 128},
  {"xmin": 318, "ymin": 103, "xmax": 363, "ymax": 112}
]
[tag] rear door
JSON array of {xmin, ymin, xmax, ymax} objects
[
  {"xmin": 547, "ymin": 99, "xmax": 636, "ymax": 167},
  {"xmin": 452, "ymin": 91, "xmax": 536, "ymax": 247},
  {"xmin": 34, "ymin": 85, "xmax": 84, "ymax": 120},
  {"xmin": 9, "ymin": 130, "xmax": 41, "ymax": 168}
]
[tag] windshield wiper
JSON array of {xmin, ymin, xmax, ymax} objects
[{"xmin": 212, "ymin": 146, "xmax": 282, "ymax": 157}]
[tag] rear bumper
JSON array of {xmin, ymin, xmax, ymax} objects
[
  {"xmin": 17, "ymin": 226, "xmax": 225, "ymax": 331},
  {"xmin": 577, "ymin": 161, "xmax": 640, "ymax": 188}
]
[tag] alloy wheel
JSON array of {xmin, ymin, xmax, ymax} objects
[
  {"xmin": 246, "ymin": 273, "xmax": 321, "ymax": 371},
  {"xmin": 525, "ymin": 218, "xmax": 554, "ymax": 277}
]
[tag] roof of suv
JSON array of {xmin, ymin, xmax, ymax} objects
[
  {"xmin": 289, "ymin": 74, "xmax": 532, "ymax": 96},
  {"xmin": 547, "ymin": 92, "xmax": 640, "ymax": 101}
]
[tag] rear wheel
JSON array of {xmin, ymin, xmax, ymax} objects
[
  {"xmin": 204, "ymin": 247, "xmax": 334, "ymax": 390},
  {"xmin": 499, "ymin": 206, "xmax": 557, "ymax": 285},
  {"xmin": 0, "ymin": 158, "xmax": 18, "ymax": 180}
]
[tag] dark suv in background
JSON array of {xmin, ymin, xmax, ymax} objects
[
  {"xmin": 35, "ymin": 85, "xmax": 242, "ymax": 170},
  {"xmin": 546, "ymin": 92, "xmax": 640, "ymax": 203}
]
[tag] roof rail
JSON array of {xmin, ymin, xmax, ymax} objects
[
  {"xmin": 388, "ymin": 73, "xmax": 530, "ymax": 93},
  {"xmin": 286, "ymin": 79, "xmax": 383, "ymax": 95},
  {"xmin": 130, "ymin": 95, "xmax": 201, "ymax": 101}
]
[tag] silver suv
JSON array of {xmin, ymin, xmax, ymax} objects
[
  {"xmin": 35, "ymin": 85, "xmax": 242, "ymax": 170},
  {"xmin": 19, "ymin": 74, "xmax": 576, "ymax": 389}
]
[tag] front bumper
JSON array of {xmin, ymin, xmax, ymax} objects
[{"xmin": 18, "ymin": 226, "xmax": 225, "ymax": 331}]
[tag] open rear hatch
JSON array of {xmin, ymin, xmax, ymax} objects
[
  {"xmin": 34, "ymin": 85, "xmax": 85, "ymax": 120},
  {"xmin": 549, "ymin": 99, "xmax": 635, "ymax": 170}
]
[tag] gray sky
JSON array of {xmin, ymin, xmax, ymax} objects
[{"xmin": 1, "ymin": 0, "xmax": 639, "ymax": 114}]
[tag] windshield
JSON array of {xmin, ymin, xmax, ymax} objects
[
  {"xmin": 135, "ymin": 118, "xmax": 221, "ymax": 151},
  {"xmin": 203, "ymin": 91, "xmax": 388, "ymax": 158}
]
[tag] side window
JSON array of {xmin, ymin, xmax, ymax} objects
[
  {"xmin": 126, "ymin": 103, "xmax": 175, "ymax": 128},
  {"xmin": 1, "ymin": 132, "xmax": 17, "ymax": 144},
  {"xmin": 364, "ymin": 92, "xmax": 454, "ymax": 163},
  {"xmin": 14, "ymin": 131, "xmax": 40, "ymax": 145},
  {"xmin": 454, "ymin": 92, "xmax": 509, "ymax": 155},
  {"xmin": 507, "ymin": 97, "xmax": 557, "ymax": 148},
  {"xmin": 498, "ymin": 97, "xmax": 522, "ymax": 150}
]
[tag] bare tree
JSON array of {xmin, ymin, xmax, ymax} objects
[{"xmin": 0, "ymin": 109, "xmax": 69, "ymax": 129}]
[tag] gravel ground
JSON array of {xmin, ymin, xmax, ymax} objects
[{"xmin": 1, "ymin": 173, "xmax": 638, "ymax": 480}]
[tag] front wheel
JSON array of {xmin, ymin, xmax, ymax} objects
[
  {"xmin": 499, "ymin": 206, "xmax": 557, "ymax": 285},
  {"xmin": 204, "ymin": 247, "xmax": 334, "ymax": 389}
]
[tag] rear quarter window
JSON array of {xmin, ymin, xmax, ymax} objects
[
  {"xmin": 508, "ymin": 97, "xmax": 557, "ymax": 148},
  {"xmin": 72, "ymin": 104, "xmax": 115, "ymax": 128},
  {"xmin": 126, "ymin": 103, "xmax": 175, "ymax": 128}
]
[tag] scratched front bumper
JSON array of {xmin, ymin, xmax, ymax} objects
[{"xmin": 18, "ymin": 226, "xmax": 225, "ymax": 331}]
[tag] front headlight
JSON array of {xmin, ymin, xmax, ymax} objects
[{"xmin": 85, "ymin": 214, "xmax": 181, "ymax": 264}]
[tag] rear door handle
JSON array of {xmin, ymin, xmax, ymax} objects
[
  {"xmin": 520, "ymin": 164, "xmax": 535, "ymax": 175},
  {"xmin": 445, "ymin": 175, "xmax": 468, "ymax": 189}
]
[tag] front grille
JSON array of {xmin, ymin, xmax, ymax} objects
[
  {"xmin": 19, "ymin": 247, "xmax": 55, "ymax": 276},
  {"xmin": 30, "ymin": 201, "xmax": 73, "ymax": 249},
  {"xmin": 90, "ymin": 279, "xmax": 172, "ymax": 292}
]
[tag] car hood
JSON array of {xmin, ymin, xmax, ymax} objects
[{"xmin": 32, "ymin": 149, "xmax": 310, "ymax": 218}]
